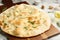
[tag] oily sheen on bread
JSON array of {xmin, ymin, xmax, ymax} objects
[{"xmin": 0, "ymin": 4, "xmax": 51, "ymax": 37}]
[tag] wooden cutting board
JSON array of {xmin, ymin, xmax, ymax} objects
[
  {"xmin": 0, "ymin": 24, "xmax": 59, "ymax": 40},
  {"xmin": 3, "ymin": 25, "xmax": 59, "ymax": 40},
  {"xmin": 0, "ymin": 1, "xmax": 60, "ymax": 40}
]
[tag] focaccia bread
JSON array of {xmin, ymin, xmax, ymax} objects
[{"xmin": 0, "ymin": 4, "xmax": 51, "ymax": 37}]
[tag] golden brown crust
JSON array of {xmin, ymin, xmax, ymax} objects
[{"xmin": 0, "ymin": 4, "xmax": 51, "ymax": 37}]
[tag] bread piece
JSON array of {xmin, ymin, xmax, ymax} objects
[{"xmin": 0, "ymin": 4, "xmax": 51, "ymax": 37}]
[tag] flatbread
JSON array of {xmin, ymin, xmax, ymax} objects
[{"xmin": 0, "ymin": 4, "xmax": 51, "ymax": 37}]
